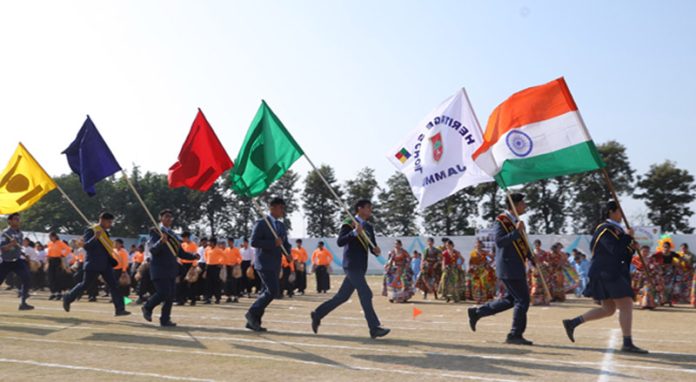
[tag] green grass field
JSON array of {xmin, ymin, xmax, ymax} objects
[{"xmin": 0, "ymin": 276, "xmax": 694, "ymax": 382}]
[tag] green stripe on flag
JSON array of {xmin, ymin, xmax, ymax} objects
[{"xmin": 494, "ymin": 140, "xmax": 605, "ymax": 188}]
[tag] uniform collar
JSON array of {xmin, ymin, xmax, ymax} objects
[
  {"xmin": 504, "ymin": 210, "xmax": 519, "ymax": 224},
  {"xmin": 605, "ymin": 219, "xmax": 625, "ymax": 233}
]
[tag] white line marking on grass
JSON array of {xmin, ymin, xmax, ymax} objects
[
  {"xmin": 597, "ymin": 329, "xmax": 620, "ymax": 382},
  {"xmin": 0, "ymin": 358, "xmax": 216, "ymax": 381},
  {"xmin": 1, "ymin": 336, "xmax": 516, "ymax": 382}
]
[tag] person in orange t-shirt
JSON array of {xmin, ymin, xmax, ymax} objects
[
  {"xmin": 177, "ymin": 232, "xmax": 198, "ymax": 306},
  {"xmin": 46, "ymin": 232, "xmax": 71, "ymax": 300},
  {"xmin": 292, "ymin": 239, "xmax": 309, "ymax": 295},
  {"xmin": 112, "ymin": 239, "xmax": 131, "ymax": 298},
  {"xmin": 204, "ymin": 239, "xmax": 226, "ymax": 304},
  {"xmin": 312, "ymin": 241, "xmax": 333, "ymax": 293},
  {"xmin": 280, "ymin": 250, "xmax": 296, "ymax": 299},
  {"xmin": 224, "ymin": 238, "xmax": 242, "ymax": 303}
]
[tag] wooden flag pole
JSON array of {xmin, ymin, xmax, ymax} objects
[
  {"xmin": 121, "ymin": 170, "xmax": 178, "ymax": 258},
  {"xmin": 303, "ymin": 155, "xmax": 375, "ymax": 252},
  {"xmin": 599, "ymin": 168, "xmax": 654, "ymax": 286},
  {"xmin": 504, "ymin": 190, "xmax": 553, "ymax": 302},
  {"xmin": 250, "ymin": 198, "xmax": 292, "ymax": 262}
]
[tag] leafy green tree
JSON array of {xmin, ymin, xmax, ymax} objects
[
  {"xmin": 377, "ymin": 172, "xmax": 419, "ymax": 236},
  {"xmin": 635, "ymin": 161, "xmax": 695, "ymax": 233},
  {"xmin": 569, "ymin": 141, "xmax": 635, "ymax": 233},
  {"xmin": 522, "ymin": 177, "xmax": 571, "ymax": 234},
  {"xmin": 423, "ymin": 187, "xmax": 478, "ymax": 235},
  {"xmin": 302, "ymin": 165, "xmax": 341, "ymax": 237}
]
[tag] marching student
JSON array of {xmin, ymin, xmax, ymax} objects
[
  {"xmin": 563, "ymin": 201, "xmax": 648, "ymax": 354},
  {"xmin": 63, "ymin": 212, "xmax": 130, "ymax": 316},
  {"xmin": 292, "ymin": 239, "xmax": 309, "ymax": 295},
  {"xmin": 0, "ymin": 213, "xmax": 34, "ymax": 310},
  {"xmin": 312, "ymin": 241, "xmax": 333, "ymax": 293},
  {"xmin": 244, "ymin": 198, "xmax": 292, "ymax": 332},
  {"xmin": 141, "ymin": 209, "xmax": 199, "ymax": 327},
  {"xmin": 467, "ymin": 193, "xmax": 536, "ymax": 345},
  {"xmin": 311, "ymin": 199, "xmax": 390, "ymax": 339}
]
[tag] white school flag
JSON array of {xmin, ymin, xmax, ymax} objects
[{"xmin": 387, "ymin": 89, "xmax": 492, "ymax": 209}]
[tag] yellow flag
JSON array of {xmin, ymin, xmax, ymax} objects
[{"xmin": 0, "ymin": 143, "xmax": 57, "ymax": 214}]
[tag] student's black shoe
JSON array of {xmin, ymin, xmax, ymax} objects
[
  {"xmin": 226, "ymin": 297, "xmax": 233, "ymax": 303},
  {"xmin": 505, "ymin": 335, "xmax": 533, "ymax": 346},
  {"xmin": 245, "ymin": 312, "xmax": 263, "ymax": 332},
  {"xmin": 621, "ymin": 344, "xmax": 649, "ymax": 354},
  {"xmin": 562, "ymin": 319, "xmax": 576, "ymax": 343},
  {"xmin": 115, "ymin": 310, "xmax": 131, "ymax": 317},
  {"xmin": 468, "ymin": 307, "xmax": 479, "ymax": 332},
  {"xmin": 310, "ymin": 311, "xmax": 320, "ymax": 334},
  {"xmin": 88, "ymin": 296, "xmax": 97, "ymax": 302},
  {"xmin": 48, "ymin": 294, "xmax": 56, "ymax": 301},
  {"xmin": 62, "ymin": 296, "xmax": 71, "ymax": 312},
  {"xmin": 370, "ymin": 327, "xmax": 390, "ymax": 339},
  {"xmin": 214, "ymin": 299, "xmax": 220, "ymax": 304},
  {"xmin": 18, "ymin": 302, "xmax": 34, "ymax": 311},
  {"xmin": 160, "ymin": 321, "xmax": 177, "ymax": 327},
  {"xmin": 203, "ymin": 299, "xmax": 212, "ymax": 304},
  {"xmin": 141, "ymin": 306, "xmax": 152, "ymax": 322}
]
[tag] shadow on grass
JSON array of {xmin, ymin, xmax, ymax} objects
[
  {"xmin": 0, "ymin": 324, "xmax": 55, "ymax": 336},
  {"xmin": 351, "ymin": 352, "xmax": 634, "ymax": 379},
  {"xmin": 232, "ymin": 342, "xmax": 345, "ymax": 367},
  {"xmin": 83, "ymin": 332, "xmax": 206, "ymax": 349}
]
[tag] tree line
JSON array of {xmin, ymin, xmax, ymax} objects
[{"xmin": 7, "ymin": 141, "xmax": 695, "ymax": 238}]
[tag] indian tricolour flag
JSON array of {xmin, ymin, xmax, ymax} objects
[{"xmin": 472, "ymin": 77, "xmax": 605, "ymax": 188}]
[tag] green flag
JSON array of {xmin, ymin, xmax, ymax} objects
[{"xmin": 230, "ymin": 100, "xmax": 304, "ymax": 197}]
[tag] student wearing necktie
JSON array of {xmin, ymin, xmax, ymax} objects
[
  {"xmin": 141, "ymin": 209, "xmax": 199, "ymax": 327},
  {"xmin": 245, "ymin": 198, "xmax": 292, "ymax": 332},
  {"xmin": 311, "ymin": 199, "xmax": 390, "ymax": 339}
]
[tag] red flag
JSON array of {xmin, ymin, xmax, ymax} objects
[
  {"xmin": 413, "ymin": 307, "xmax": 423, "ymax": 319},
  {"xmin": 168, "ymin": 109, "xmax": 233, "ymax": 191}
]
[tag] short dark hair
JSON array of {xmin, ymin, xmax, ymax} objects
[
  {"xmin": 296, "ymin": 239, "xmax": 302, "ymax": 244},
  {"xmin": 270, "ymin": 197, "xmax": 286, "ymax": 207},
  {"xmin": 505, "ymin": 193, "xmax": 525, "ymax": 209},
  {"xmin": 354, "ymin": 199, "xmax": 372, "ymax": 212},
  {"xmin": 181, "ymin": 231, "xmax": 191, "ymax": 239},
  {"xmin": 682, "ymin": 243, "xmax": 689, "ymax": 249},
  {"xmin": 318, "ymin": 241, "xmax": 325, "ymax": 246},
  {"xmin": 395, "ymin": 239, "xmax": 402, "ymax": 245},
  {"xmin": 98, "ymin": 211, "xmax": 114, "ymax": 220},
  {"xmin": 243, "ymin": 237, "xmax": 249, "ymax": 243},
  {"xmin": 227, "ymin": 237, "xmax": 235, "ymax": 242},
  {"xmin": 200, "ymin": 237, "xmax": 208, "ymax": 242},
  {"xmin": 49, "ymin": 231, "xmax": 58, "ymax": 238},
  {"xmin": 533, "ymin": 239, "xmax": 541, "ymax": 246},
  {"xmin": 427, "ymin": 237, "xmax": 434, "ymax": 244},
  {"xmin": 442, "ymin": 237, "xmax": 449, "ymax": 243},
  {"xmin": 640, "ymin": 245, "xmax": 650, "ymax": 251},
  {"xmin": 115, "ymin": 239, "xmax": 124, "ymax": 245},
  {"xmin": 7, "ymin": 213, "xmax": 19, "ymax": 221},
  {"xmin": 159, "ymin": 209, "xmax": 174, "ymax": 218},
  {"xmin": 602, "ymin": 201, "xmax": 620, "ymax": 219}
]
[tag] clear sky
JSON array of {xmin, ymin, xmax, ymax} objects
[{"xmin": 1, "ymin": 1, "xmax": 695, "ymax": 234}]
